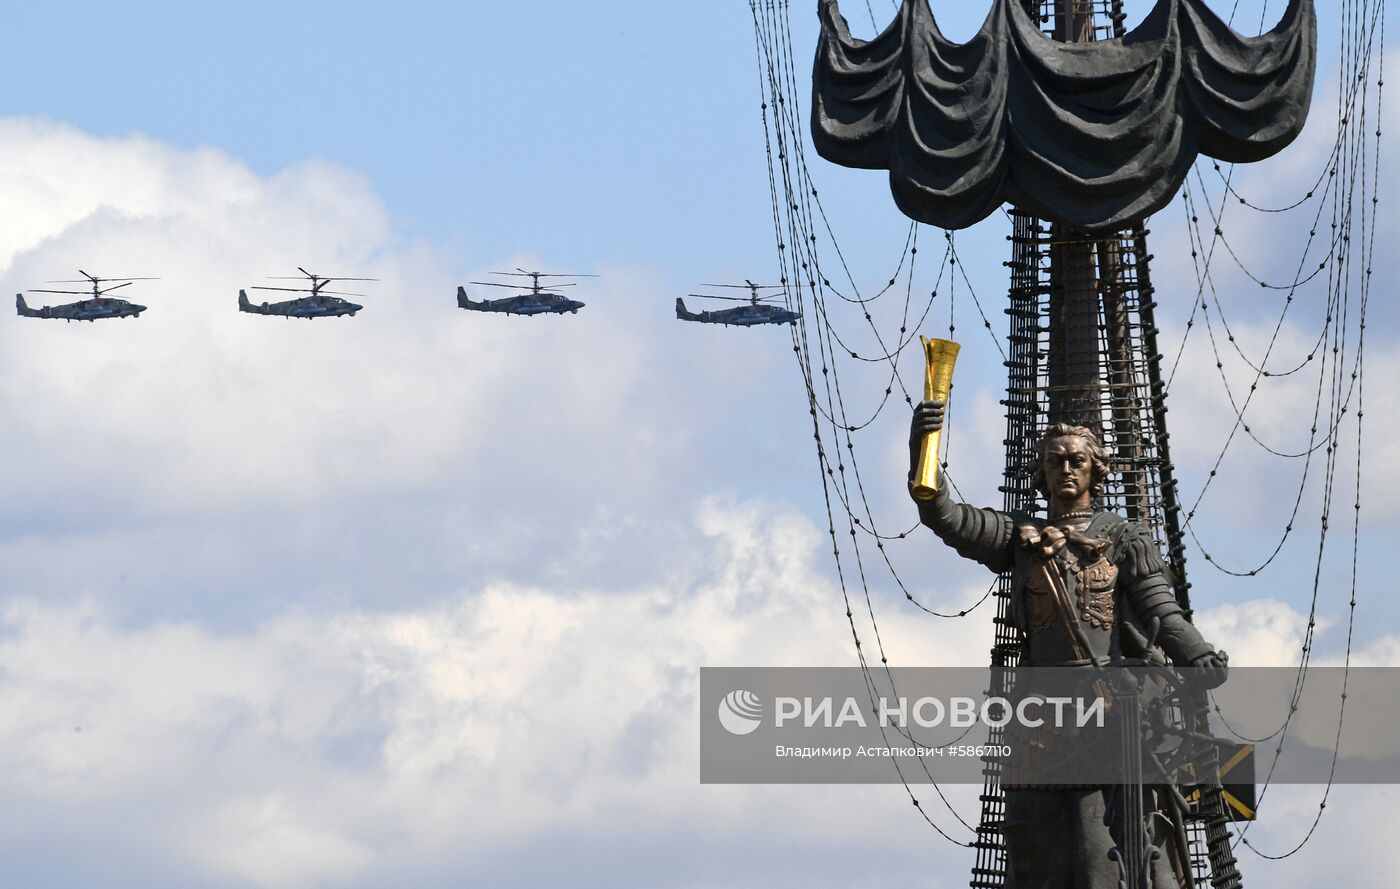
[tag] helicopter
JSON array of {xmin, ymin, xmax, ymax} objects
[
  {"xmin": 457, "ymin": 269, "xmax": 594, "ymax": 316},
  {"xmin": 675, "ymin": 281, "xmax": 801, "ymax": 327},
  {"xmin": 239, "ymin": 268, "xmax": 371, "ymax": 319},
  {"xmin": 16, "ymin": 271, "xmax": 156, "ymax": 321}
]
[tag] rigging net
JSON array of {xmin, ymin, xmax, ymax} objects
[{"xmin": 747, "ymin": 0, "xmax": 1382, "ymax": 882}]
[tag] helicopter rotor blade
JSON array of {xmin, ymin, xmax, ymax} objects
[
  {"xmin": 492, "ymin": 270, "xmax": 598, "ymax": 278},
  {"xmin": 47, "ymin": 276, "xmax": 158, "ymax": 284},
  {"xmin": 468, "ymin": 281, "xmax": 534, "ymax": 290},
  {"xmin": 96, "ymin": 282, "xmax": 133, "ymax": 294},
  {"xmin": 251, "ymin": 286, "xmax": 365, "ymax": 296},
  {"xmin": 699, "ymin": 282, "xmax": 784, "ymax": 289},
  {"xmin": 688, "ymin": 293, "xmax": 783, "ymax": 302},
  {"xmin": 469, "ymin": 281, "xmax": 576, "ymax": 292},
  {"xmin": 29, "ymin": 289, "xmax": 91, "ymax": 295},
  {"xmin": 270, "ymin": 274, "xmax": 377, "ymax": 282},
  {"xmin": 266, "ymin": 272, "xmax": 376, "ymax": 284}
]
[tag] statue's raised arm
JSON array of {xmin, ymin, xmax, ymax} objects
[{"xmin": 907, "ymin": 399, "xmax": 1016, "ymax": 574}]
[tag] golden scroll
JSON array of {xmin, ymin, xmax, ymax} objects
[{"xmin": 911, "ymin": 337, "xmax": 960, "ymax": 500}]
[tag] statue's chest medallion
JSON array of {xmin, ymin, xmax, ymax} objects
[{"xmin": 1071, "ymin": 552, "xmax": 1118, "ymax": 630}]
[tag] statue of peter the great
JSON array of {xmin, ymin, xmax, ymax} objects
[{"xmin": 908, "ymin": 399, "xmax": 1229, "ymax": 889}]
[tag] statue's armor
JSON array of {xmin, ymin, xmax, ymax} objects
[
  {"xmin": 1020, "ymin": 523, "xmax": 1119, "ymax": 666},
  {"xmin": 918, "ymin": 485, "xmax": 1214, "ymax": 794},
  {"xmin": 917, "ymin": 487, "xmax": 1213, "ymax": 668}
]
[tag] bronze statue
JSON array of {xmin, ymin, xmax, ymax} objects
[{"xmin": 909, "ymin": 399, "xmax": 1228, "ymax": 889}]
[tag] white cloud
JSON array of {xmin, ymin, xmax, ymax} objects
[
  {"xmin": 0, "ymin": 494, "xmax": 926, "ymax": 887},
  {"xmin": 1, "ymin": 521, "xmax": 1394, "ymax": 888},
  {"xmin": 0, "ymin": 119, "xmax": 764, "ymax": 524}
]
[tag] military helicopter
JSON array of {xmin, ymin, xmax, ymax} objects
[
  {"xmin": 238, "ymin": 268, "xmax": 372, "ymax": 319},
  {"xmin": 675, "ymin": 281, "xmax": 801, "ymax": 327},
  {"xmin": 16, "ymin": 270, "xmax": 156, "ymax": 321},
  {"xmin": 457, "ymin": 269, "xmax": 594, "ymax": 316}
]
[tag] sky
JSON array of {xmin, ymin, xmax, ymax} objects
[{"xmin": 0, "ymin": 1, "xmax": 1395, "ymax": 887}]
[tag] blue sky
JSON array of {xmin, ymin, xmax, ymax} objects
[
  {"xmin": 0, "ymin": 2, "xmax": 1394, "ymax": 887},
  {"xmin": 1, "ymin": 2, "xmax": 777, "ymax": 277}
]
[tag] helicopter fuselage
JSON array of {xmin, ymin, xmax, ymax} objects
[
  {"xmin": 675, "ymin": 299, "xmax": 799, "ymax": 327},
  {"xmin": 239, "ymin": 290, "xmax": 361, "ymax": 319},
  {"xmin": 457, "ymin": 288, "xmax": 584, "ymax": 316},
  {"xmin": 16, "ymin": 294, "xmax": 146, "ymax": 321}
]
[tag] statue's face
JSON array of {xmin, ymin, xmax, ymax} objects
[{"xmin": 1041, "ymin": 435, "xmax": 1094, "ymax": 504}]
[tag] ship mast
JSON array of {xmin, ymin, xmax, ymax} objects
[
  {"xmin": 970, "ymin": 4, "xmax": 1243, "ymax": 888},
  {"xmin": 803, "ymin": 0, "xmax": 1320, "ymax": 881}
]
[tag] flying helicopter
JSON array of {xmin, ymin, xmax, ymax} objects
[
  {"xmin": 238, "ymin": 268, "xmax": 371, "ymax": 319},
  {"xmin": 456, "ymin": 269, "xmax": 594, "ymax": 316},
  {"xmin": 16, "ymin": 270, "xmax": 156, "ymax": 321},
  {"xmin": 675, "ymin": 281, "xmax": 800, "ymax": 327}
]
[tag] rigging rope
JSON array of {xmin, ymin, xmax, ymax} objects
[{"xmin": 745, "ymin": 0, "xmax": 1383, "ymax": 861}]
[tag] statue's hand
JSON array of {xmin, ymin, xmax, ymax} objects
[
  {"xmin": 910, "ymin": 400, "xmax": 946, "ymax": 442},
  {"xmin": 908, "ymin": 400, "xmax": 946, "ymax": 483},
  {"xmin": 1016, "ymin": 523, "xmax": 1067, "ymax": 560},
  {"xmin": 1191, "ymin": 650, "xmax": 1230, "ymax": 689}
]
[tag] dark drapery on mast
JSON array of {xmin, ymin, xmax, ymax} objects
[{"xmin": 811, "ymin": 0, "xmax": 1317, "ymax": 231}]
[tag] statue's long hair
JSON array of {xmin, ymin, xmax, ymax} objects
[{"xmin": 1031, "ymin": 423, "xmax": 1110, "ymax": 500}]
